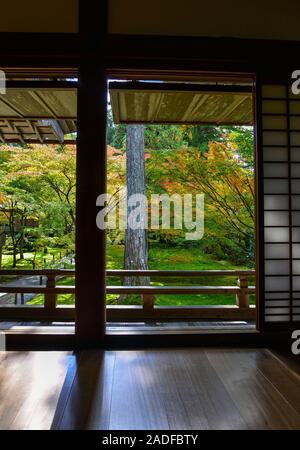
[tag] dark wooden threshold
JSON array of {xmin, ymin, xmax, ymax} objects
[
  {"xmin": 5, "ymin": 333, "xmax": 75, "ymax": 350},
  {"xmin": 4, "ymin": 329, "xmax": 293, "ymax": 350},
  {"xmin": 0, "ymin": 304, "xmax": 255, "ymax": 322}
]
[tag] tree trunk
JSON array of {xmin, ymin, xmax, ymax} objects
[
  {"xmin": 19, "ymin": 213, "xmax": 26, "ymax": 260},
  {"xmin": 19, "ymin": 232, "xmax": 24, "ymax": 259},
  {"xmin": 118, "ymin": 125, "xmax": 150, "ymax": 303},
  {"xmin": 0, "ymin": 230, "xmax": 6, "ymax": 271},
  {"xmin": 12, "ymin": 248, "xmax": 17, "ymax": 268}
]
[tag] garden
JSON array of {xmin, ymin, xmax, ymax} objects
[{"xmin": 0, "ymin": 118, "xmax": 255, "ymax": 307}]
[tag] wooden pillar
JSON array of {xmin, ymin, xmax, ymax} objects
[
  {"xmin": 75, "ymin": 0, "xmax": 108, "ymax": 347},
  {"xmin": 75, "ymin": 62, "xmax": 107, "ymax": 347}
]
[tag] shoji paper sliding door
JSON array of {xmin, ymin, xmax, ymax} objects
[{"xmin": 261, "ymin": 82, "xmax": 300, "ymax": 326}]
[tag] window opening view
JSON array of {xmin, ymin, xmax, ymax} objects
[{"xmin": 105, "ymin": 76, "xmax": 256, "ymax": 332}]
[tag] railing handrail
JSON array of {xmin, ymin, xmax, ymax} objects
[
  {"xmin": 0, "ymin": 285, "xmax": 256, "ymax": 294},
  {"xmin": 0, "ymin": 268, "xmax": 256, "ymax": 321},
  {"xmin": 107, "ymin": 270, "xmax": 255, "ymax": 277},
  {"xmin": 0, "ymin": 269, "xmax": 255, "ymax": 277},
  {"xmin": 0, "ymin": 269, "xmax": 74, "ymax": 276}
]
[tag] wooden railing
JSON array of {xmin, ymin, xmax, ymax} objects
[{"xmin": 0, "ymin": 269, "xmax": 256, "ymax": 322}]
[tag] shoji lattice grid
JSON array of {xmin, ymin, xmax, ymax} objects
[{"xmin": 262, "ymin": 84, "xmax": 300, "ymax": 323}]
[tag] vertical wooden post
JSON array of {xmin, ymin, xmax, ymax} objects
[
  {"xmin": 75, "ymin": 0, "xmax": 108, "ymax": 348},
  {"xmin": 142, "ymin": 294, "xmax": 155, "ymax": 315},
  {"xmin": 236, "ymin": 275, "xmax": 250, "ymax": 308},
  {"xmin": 44, "ymin": 273, "xmax": 56, "ymax": 313},
  {"xmin": 75, "ymin": 62, "xmax": 107, "ymax": 347}
]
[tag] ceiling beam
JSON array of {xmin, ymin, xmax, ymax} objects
[
  {"xmin": 7, "ymin": 120, "xmax": 25, "ymax": 144},
  {"xmin": 29, "ymin": 120, "xmax": 44, "ymax": 144},
  {"xmin": 42, "ymin": 119, "xmax": 64, "ymax": 142},
  {"xmin": 28, "ymin": 91, "xmax": 58, "ymax": 119},
  {"xmin": 0, "ymin": 138, "xmax": 76, "ymax": 145},
  {"xmin": 6, "ymin": 80, "xmax": 77, "ymax": 90},
  {"xmin": 0, "ymin": 115, "xmax": 76, "ymax": 120},
  {"xmin": 109, "ymin": 81, "xmax": 253, "ymax": 94},
  {"xmin": 216, "ymin": 95, "xmax": 250, "ymax": 124},
  {"xmin": 182, "ymin": 94, "xmax": 209, "ymax": 122},
  {"xmin": 0, "ymin": 96, "xmax": 24, "ymax": 118}
]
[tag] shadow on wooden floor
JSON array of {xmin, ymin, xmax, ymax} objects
[{"xmin": 51, "ymin": 348, "xmax": 300, "ymax": 430}]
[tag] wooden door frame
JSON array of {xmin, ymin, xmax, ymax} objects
[
  {"xmin": 2, "ymin": 0, "xmax": 300, "ymax": 348},
  {"xmin": 104, "ymin": 69, "xmax": 260, "ymax": 345}
]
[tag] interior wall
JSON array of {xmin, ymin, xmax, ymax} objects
[
  {"xmin": 0, "ymin": 0, "xmax": 78, "ymax": 32},
  {"xmin": 108, "ymin": 0, "xmax": 300, "ymax": 41},
  {"xmin": 2, "ymin": 1, "xmax": 299, "ymax": 40}
]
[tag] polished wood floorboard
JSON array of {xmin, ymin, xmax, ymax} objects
[
  {"xmin": 1, "ymin": 348, "xmax": 300, "ymax": 430},
  {"xmin": 0, "ymin": 351, "xmax": 71, "ymax": 430},
  {"xmin": 52, "ymin": 348, "xmax": 300, "ymax": 430}
]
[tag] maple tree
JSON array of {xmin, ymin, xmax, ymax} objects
[
  {"xmin": 146, "ymin": 128, "xmax": 255, "ymax": 264},
  {"xmin": 0, "ymin": 125, "xmax": 255, "ymax": 270}
]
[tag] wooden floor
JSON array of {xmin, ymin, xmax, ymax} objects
[
  {"xmin": 1, "ymin": 348, "xmax": 300, "ymax": 430},
  {"xmin": 0, "ymin": 351, "xmax": 71, "ymax": 429}
]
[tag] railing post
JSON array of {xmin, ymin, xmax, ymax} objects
[
  {"xmin": 142, "ymin": 294, "xmax": 155, "ymax": 315},
  {"xmin": 236, "ymin": 275, "xmax": 250, "ymax": 308},
  {"xmin": 44, "ymin": 273, "xmax": 56, "ymax": 314}
]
